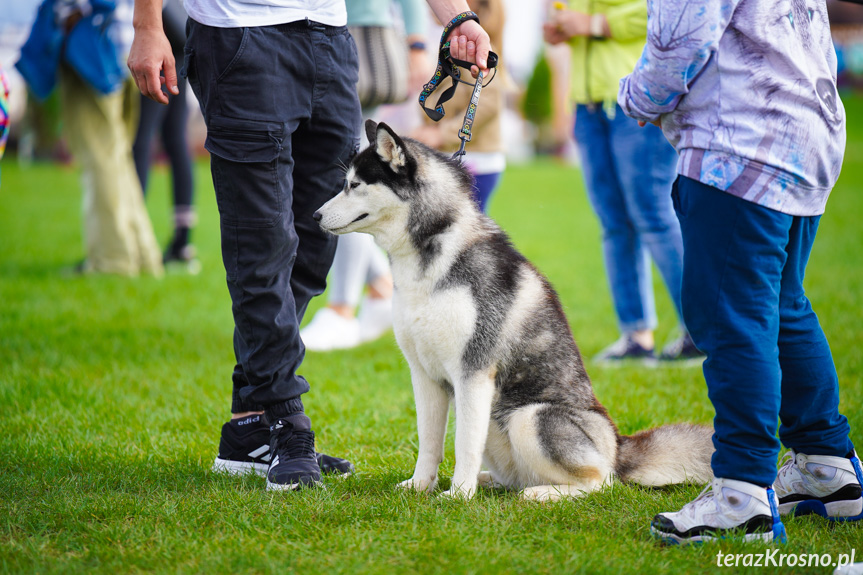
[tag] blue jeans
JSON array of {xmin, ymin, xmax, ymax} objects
[
  {"xmin": 674, "ymin": 176, "xmax": 853, "ymax": 485},
  {"xmin": 573, "ymin": 104, "xmax": 682, "ymax": 333},
  {"xmin": 471, "ymin": 171, "xmax": 502, "ymax": 213},
  {"xmin": 183, "ymin": 19, "xmax": 361, "ymax": 420}
]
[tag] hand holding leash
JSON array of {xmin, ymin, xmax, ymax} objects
[{"xmin": 418, "ymin": 11, "xmax": 499, "ymax": 164}]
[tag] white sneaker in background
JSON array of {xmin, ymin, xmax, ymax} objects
[
  {"xmin": 300, "ymin": 308, "xmax": 361, "ymax": 351},
  {"xmin": 357, "ymin": 295, "xmax": 393, "ymax": 343},
  {"xmin": 773, "ymin": 450, "xmax": 863, "ymax": 520},
  {"xmin": 650, "ymin": 477, "xmax": 786, "ymax": 545},
  {"xmin": 835, "ymin": 563, "xmax": 863, "ymax": 575}
]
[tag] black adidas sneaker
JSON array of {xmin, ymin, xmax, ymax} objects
[
  {"xmin": 212, "ymin": 414, "xmax": 354, "ymax": 477},
  {"xmin": 213, "ymin": 414, "xmax": 272, "ymax": 476},
  {"xmin": 266, "ymin": 412, "xmax": 321, "ymax": 491}
]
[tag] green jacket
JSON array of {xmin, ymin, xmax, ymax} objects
[{"xmin": 565, "ymin": 0, "xmax": 646, "ymax": 104}]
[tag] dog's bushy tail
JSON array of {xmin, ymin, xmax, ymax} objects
[{"xmin": 615, "ymin": 424, "xmax": 714, "ymax": 486}]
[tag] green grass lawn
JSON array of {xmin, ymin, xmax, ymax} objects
[{"xmin": 1, "ymin": 99, "xmax": 862, "ymax": 574}]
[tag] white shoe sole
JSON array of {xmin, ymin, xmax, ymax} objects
[
  {"xmin": 650, "ymin": 526, "xmax": 778, "ymax": 545},
  {"xmin": 266, "ymin": 479, "xmax": 324, "ymax": 491},
  {"xmin": 213, "ymin": 458, "xmax": 268, "ymax": 477},
  {"xmin": 780, "ymin": 497, "xmax": 863, "ymax": 520}
]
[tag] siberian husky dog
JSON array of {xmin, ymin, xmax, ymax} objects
[{"xmin": 313, "ymin": 120, "xmax": 714, "ymax": 501}]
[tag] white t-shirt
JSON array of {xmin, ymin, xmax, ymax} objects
[{"xmin": 184, "ymin": 0, "xmax": 346, "ymax": 28}]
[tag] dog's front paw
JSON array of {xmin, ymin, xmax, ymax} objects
[
  {"xmin": 439, "ymin": 484, "xmax": 476, "ymax": 500},
  {"xmin": 396, "ymin": 475, "xmax": 437, "ymax": 493}
]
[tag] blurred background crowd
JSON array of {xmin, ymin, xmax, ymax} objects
[
  {"xmin": 1, "ymin": 0, "xmax": 862, "ymax": 356},
  {"xmin": 3, "ymin": 0, "xmax": 861, "ymax": 169}
]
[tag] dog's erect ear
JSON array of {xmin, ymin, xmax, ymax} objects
[
  {"xmin": 374, "ymin": 122, "xmax": 411, "ymax": 173},
  {"xmin": 364, "ymin": 119, "xmax": 378, "ymax": 146}
]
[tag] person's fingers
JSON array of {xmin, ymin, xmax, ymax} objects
[
  {"xmin": 127, "ymin": 30, "xmax": 175, "ymax": 104},
  {"xmin": 163, "ymin": 53, "xmax": 180, "ymax": 96},
  {"xmin": 446, "ymin": 21, "xmax": 489, "ymax": 72},
  {"xmin": 147, "ymin": 68, "xmax": 170, "ymax": 104},
  {"xmin": 472, "ymin": 27, "xmax": 490, "ymax": 71}
]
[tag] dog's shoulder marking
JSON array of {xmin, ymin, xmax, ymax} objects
[
  {"xmin": 408, "ymin": 202, "xmax": 456, "ymax": 273},
  {"xmin": 435, "ymin": 225, "xmax": 530, "ymax": 374}
]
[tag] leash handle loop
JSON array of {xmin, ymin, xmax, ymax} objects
[
  {"xmin": 417, "ymin": 11, "xmax": 499, "ymax": 164},
  {"xmin": 418, "ymin": 12, "xmax": 498, "ymax": 123}
]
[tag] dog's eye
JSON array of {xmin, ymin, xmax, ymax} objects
[{"xmin": 349, "ymin": 182, "xmax": 360, "ymax": 190}]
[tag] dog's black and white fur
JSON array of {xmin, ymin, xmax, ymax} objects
[{"xmin": 314, "ymin": 121, "xmax": 713, "ymax": 500}]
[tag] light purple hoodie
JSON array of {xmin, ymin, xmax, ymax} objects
[{"xmin": 618, "ymin": 0, "xmax": 845, "ymax": 216}]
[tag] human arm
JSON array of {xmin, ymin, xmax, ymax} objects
[
  {"xmin": 543, "ymin": 0, "xmax": 647, "ymax": 43},
  {"xmin": 127, "ymin": 0, "xmax": 178, "ymax": 104},
  {"xmin": 425, "ymin": 0, "xmax": 491, "ymax": 75},
  {"xmin": 543, "ymin": 11, "xmax": 608, "ymax": 43},
  {"xmin": 618, "ymin": 0, "xmax": 739, "ymax": 123},
  {"xmin": 397, "ymin": 0, "xmax": 432, "ymax": 91}
]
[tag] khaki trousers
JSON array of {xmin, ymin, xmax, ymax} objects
[{"xmin": 60, "ymin": 67, "xmax": 163, "ymax": 276}]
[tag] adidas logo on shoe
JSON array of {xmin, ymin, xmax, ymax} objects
[{"xmin": 212, "ymin": 416, "xmax": 272, "ymax": 476}]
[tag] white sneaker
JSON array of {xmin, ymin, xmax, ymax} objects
[
  {"xmin": 357, "ymin": 295, "xmax": 392, "ymax": 343},
  {"xmin": 773, "ymin": 450, "xmax": 863, "ymax": 521},
  {"xmin": 835, "ymin": 562, "xmax": 863, "ymax": 575},
  {"xmin": 650, "ymin": 477, "xmax": 786, "ymax": 545},
  {"xmin": 299, "ymin": 308, "xmax": 361, "ymax": 351}
]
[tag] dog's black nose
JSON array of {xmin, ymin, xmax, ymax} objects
[{"xmin": 312, "ymin": 211, "xmax": 322, "ymax": 222}]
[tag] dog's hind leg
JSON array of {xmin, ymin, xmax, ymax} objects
[
  {"xmin": 441, "ymin": 373, "xmax": 496, "ymax": 500},
  {"xmin": 398, "ymin": 367, "xmax": 450, "ymax": 493},
  {"xmin": 507, "ymin": 404, "xmax": 616, "ymax": 502}
]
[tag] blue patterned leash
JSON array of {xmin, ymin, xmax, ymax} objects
[{"xmin": 418, "ymin": 11, "xmax": 499, "ymax": 163}]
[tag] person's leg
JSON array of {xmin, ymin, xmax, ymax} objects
[
  {"xmin": 470, "ymin": 171, "xmax": 502, "ymax": 213},
  {"xmin": 60, "ymin": 68, "xmax": 161, "ymax": 276},
  {"xmin": 771, "ymin": 216, "xmax": 861, "ymax": 519},
  {"xmin": 298, "ymin": 233, "xmax": 368, "ymax": 351},
  {"xmin": 132, "ymin": 93, "xmax": 166, "ymax": 195},
  {"xmin": 290, "ymin": 27, "xmax": 362, "ymax": 326},
  {"xmin": 120, "ymin": 78, "xmax": 164, "ymax": 276},
  {"xmin": 609, "ymin": 108, "xmax": 683, "ymax": 324},
  {"xmin": 328, "ymin": 234, "xmax": 373, "ymax": 310},
  {"xmin": 187, "ymin": 20, "xmax": 359, "ymax": 488},
  {"xmin": 365, "ymin": 236, "xmax": 390, "ymax": 289},
  {"xmin": 651, "ymin": 176, "xmax": 790, "ymax": 544},
  {"xmin": 185, "ymin": 21, "xmax": 313, "ymax": 417},
  {"xmin": 291, "ymin": 28, "xmax": 364, "ymax": 353},
  {"xmin": 160, "ymin": 74, "xmax": 196, "ymax": 254},
  {"xmin": 357, "ymin": 234, "xmax": 393, "ymax": 343},
  {"xmin": 776, "ymin": 215, "xmax": 853, "ymax": 456},
  {"xmin": 324, "ymin": 104, "xmax": 382, "ymax": 308},
  {"xmin": 675, "ymin": 176, "xmax": 790, "ymax": 485},
  {"xmin": 573, "ymin": 104, "xmax": 654, "ymax": 354}
]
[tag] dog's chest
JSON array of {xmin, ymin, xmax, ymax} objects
[{"xmin": 392, "ymin": 280, "xmax": 477, "ymax": 377}]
